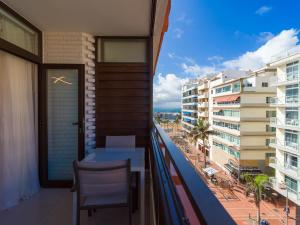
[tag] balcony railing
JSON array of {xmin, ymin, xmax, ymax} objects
[
  {"xmin": 269, "ymin": 177, "xmax": 300, "ymax": 202},
  {"xmin": 151, "ymin": 122, "xmax": 235, "ymax": 225},
  {"xmin": 270, "ymin": 117, "xmax": 300, "ymax": 130},
  {"xmin": 268, "ymin": 137, "xmax": 299, "ymax": 154},
  {"xmin": 269, "ymin": 157, "xmax": 300, "ymax": 178},
  {"xmin": 198, "ymin": 93, "xmax": 209, "ymax": 99},
  {"xmin": 270, "ymin": 74, "xmax": 300, "ymax": 86},
  {"xmin": 198, "ymin": 102, "xmax": 208, "ymax": 108},
  {"xmin": 270, "ymin": 97, "xmax": 300, "ymax": 106}
]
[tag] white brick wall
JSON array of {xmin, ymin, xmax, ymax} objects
[{"xmin": 43, "ymin": 32, "xmax": 96, "ymax": 153}]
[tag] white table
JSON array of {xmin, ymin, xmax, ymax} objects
[{"xmin": 73, "ymin": 148, "xmax": 145, "ymax": 225}]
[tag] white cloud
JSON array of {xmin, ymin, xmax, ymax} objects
[
  {"xmin": 176, "ymin": 13, "xmax": 192, "ymax": 25},
  {"xmin": 181, "ymin": 63, "xmax": 216, "ymax": 77},
  {"xmin": 154, "ymin": 74, "xmax": 188, "ymax": 109},
  {"xmin": 208, "ymin": 55, "xmax": 224, "ymax": 62},
  {"xmin": 223, "ymin": 29, "xmax": 300, "ymax": 70},
  {"xmin": 255, "ymin": 6, "xmax": 272, "ymax": 15},
  {"xmin": 257, "ymin": 32, "xmax": 274, "ymax": 43},
  {"xmin": 173, "ymin": 28, "xmax": 184, "ymax": 39}
]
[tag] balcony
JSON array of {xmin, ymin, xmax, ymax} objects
[
  {"xmin": 269, "ymin": 137, "xmax": 299, "ymax": 155},
  {"xmin": 151, "ymin": 123, "xmax": 235, "ymax": 224},
  {"xmin": 270, "ymin": 74, "xmax": 300, "ymax": 86},
  {"xmin": 198, "ymin": 111, "xmax": 209, "ymax": 117},
  {"xmin": 270, "ymin": 117, "xmax": 300, "ymax": 131},
  {"xmin": 198, "ymin": 92, "xmax": 209, "ymax": 99},
  {"xmin": 269, "ymin": 97, "xmax": 300, "ymax": 107},
  {"xmin": 269, "ymin": 177, "xmax": 300, "ymax": 205},
  {"xmin": 269, "ymin": 157, "xmax": 300, "ymax": 180},
  {"xmin": 0, "ymin": 122, "xmax": 238, "ymax": 225},
  {"xmin": 198, "ymin": 102, "xmax": 209, "ymax": 108},
  {"xmin": 198, "ymin": 82, "xmax": 208, "ymax": 91}
]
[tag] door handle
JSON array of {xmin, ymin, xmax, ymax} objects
[{"xmin": 72, "ymin": 122, "xmax": 79, "ymax": 125}]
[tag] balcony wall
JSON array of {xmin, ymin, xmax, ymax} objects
[{"xmin": 43, "ymin": 32, "xmax": 96, "ymax": 151}]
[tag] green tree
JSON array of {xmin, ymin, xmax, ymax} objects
[
  {"xmin": 165, "ymin": 119, "xmax": 170, "ymax": 130},
  {"xmin": 189, "ymin": 118, "xmax": 210, "ymax": 167},
  {"xmin": 242, "ymin": 173, "xmax": 269, "ymax": 223},
  {"xmin": 174, "ymin": 115, "xmax": 180, "ymax": 131},
  {"xmin": 155, "ymin": 115, "xmax": 162, "ymax": 124}
]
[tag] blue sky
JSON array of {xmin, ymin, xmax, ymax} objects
[{"xmin": 153, "ymin": 0, "xmax": 300, "ymax": 111}]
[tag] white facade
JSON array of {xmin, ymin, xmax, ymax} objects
[
  {"xmin": 209, "ymin": 70, "xmax": 276, "ymax": 174},
  {"xmin": 269, "ymin": 51, "xmax": 300, "ymax": 205},
  {"xmin": 181, "ymin": 79, "xmax": 199, "ymax": 133}
]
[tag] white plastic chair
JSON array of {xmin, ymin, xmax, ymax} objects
[
  {"xmin": 72, "ymin": 159, "xmax": 132, "ymax": 225},
  {"xmin": 105, "ymin": 135, "xmax": 136, "ymax": 148}
]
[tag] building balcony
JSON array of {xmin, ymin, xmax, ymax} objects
[
  {"xmin": 198, "ymin": 92, "xmax": 209, "ymax": 99},
  {"xmin": 269, "ymin": 157, "xmax": 300, "ymax": 180},
  {"xmin": 269, "ymin": 138, "xmax": 299, "ymax": 155},
  {"xmin": 213, "ymin": 102, "xmax": 240, "ymax": 109},
  {"xmin": 269, "ymin": 177, "xmax": 300, "ymax": 205},
  {"xmin": 198, "ymin": 111, "xmax": 209, "ymax": 117},
  {"xmin": 182, "ymin": 94, "xmax": 198, "ymax": 99},
  {"xmin": 270, "ymin": 117, "xmax": 300, "ymax": 131},
  {"xmin": 212, "ymin": 114, "xmax": 240, "ymax": 122},
  {"xmin": 182, "ymin": 101, "xmax": 198, "ymax": 106},
  {"xmin": 270, "ymin": 74, "xmax": 300, "ymax": 86},
  {"xmin": 198, "ymin": 101, "xmax": 209, "ymax": 108},
  {"xmin": 269, "ymin": 97, "xmax": 300, "ymax": 107},
  {"xmin": 198, "ymin": 82, "xmax": 208, "ymax": 91},
  {"xmin": 182, "ymin": 114, "xmax": 198, "ymax": 120},
  {"xmin": 212, "ymin": 125, "xmax": 240, "ymax": 137}
]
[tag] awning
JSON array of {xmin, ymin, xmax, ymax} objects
[
  {"xmin": 203, "ymin": 167, "xmax": 218, "ymax": 176},
  {"xmin": 214, "ymin": 95, "xmax": 240, "ymax": 103},
  {"xmin": 224, "ymin": 163, "xmax": 238, "ymax": 173}
]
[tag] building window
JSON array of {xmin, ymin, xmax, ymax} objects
[
  {"xmin": 286, "ymin": 84, "xmax": 299, "ymax": 103},
  {"xmin": 266, "ymin": 110, "xmax": 276, "ymax": 118},
  {"xmin": 97, "ymin": 38, "xmax": 147, "ymax": 63},
  {"xmin": 266, "ymin": 125, "xmax": 275, "ymax": 132},
  {"xmin": 232, "ymin": 82, "xmax": 241, "ymax": 92},
  {"xmin": 285, "ymin": 175, "xmax": 298, "ymax": 193},
  {"xmin": 216, "ymin": 85, "xmax": 231, "ymax": 94},
  {"xmin": 0, "ymin": 5, "xmax": 40, "ymax": 56},
  {"xmin": 266, "ymin": 97, "xmax": 272, "ymax": 103},
  {"xmin": 286, "ymin": 107, "xmax": 299, "ymax": 126},
  {"xmin": 213, "ymin": 141, "xmax": 240, "ymax": 159},
  {"xmin": 262, "ymin": 82, "xmax": 268, "ymax": 87},
  {"xmin": 265, "ymin": 152, "xmax": 275, "ymax": 158},
  {"xmin": 284, "ymin": 153, "xmax": 298, "ymax": 169},
  {"xmin": 286, "ymin": 61, "xmax": 299, "ymax": 81},
  {"xmin": 285, "ymin": 130, "xmax": 298, "ymax": 149}
]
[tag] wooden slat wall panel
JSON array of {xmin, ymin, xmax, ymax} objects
[{"xmin": 96, "ymin": 63, "xmax": 150, "ymax": 148}]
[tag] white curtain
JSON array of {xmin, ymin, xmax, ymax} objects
[{"xmin": 0, "ymin": 51, "xmax": 39, "ymax": 210}]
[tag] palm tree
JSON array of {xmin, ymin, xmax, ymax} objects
[
  {"xmin": 174, "ymin": 115, "xmax": 180, "ymax": 131},
  {"xmin": 242, "ymin": 173, "xmax": 269, "ymax": 223},
  {"xmin": 165, "ymin": 119, "xmax": 170, "ymax": 131},
  {"xmin": 155, "ymin": 115, "xmax": 162, "ymax": 125},
  {"xmin": 189, "ymin": 118, "xmax": 210, "ymax": 168}
]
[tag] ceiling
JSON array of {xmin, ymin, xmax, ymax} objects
[{"xmin": 3, "ymin": 0, "xmax": 151, "ymax": 36}]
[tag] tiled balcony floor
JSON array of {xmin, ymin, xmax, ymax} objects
[{"xmin": 0, "ymin": 189, "xmax": 142, "ymax": 225}]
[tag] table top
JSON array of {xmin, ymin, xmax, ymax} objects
[{"xmin": 82, "ymin": 148, "xmax": 145, "ymax": 172}]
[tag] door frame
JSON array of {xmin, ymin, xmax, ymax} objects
[{"xmin": 39, "ymin": 64, "xmax": 85, "ymax": 188}]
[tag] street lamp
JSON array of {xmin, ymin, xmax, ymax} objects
[{"xmin": 280, "ymin": 182, "xmax": 290, "ymax": 225}]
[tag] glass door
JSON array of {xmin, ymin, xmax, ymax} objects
[{"xmin": 40, "ymin": 64, "xmax": 84, "ymax": 187}]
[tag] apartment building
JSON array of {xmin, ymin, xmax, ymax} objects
[
  {"xmin": 209, "ymin": 69, "xmax": 277, "ymax": 176},
  {"xmin": 198, "ymin": 76, "xmax": 210, "ymax": 122},
  {"xmin": 268, "ymin": 50, "xmax": 300, "ymax": 205},
  {"xmin": 181, "ymin": 79, "xmax": 199, "ymax": 133}
]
